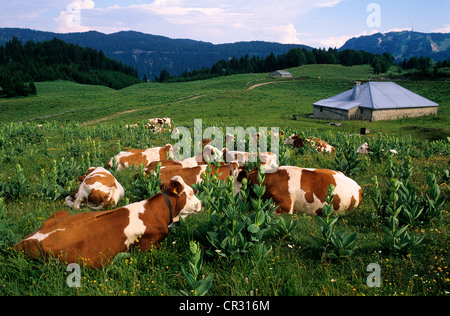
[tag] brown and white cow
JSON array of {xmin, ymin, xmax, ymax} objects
[
  {"xmin": 285, "ymin": 135, "xmax": 335, "ymax": 153},
  {"xmin": 156, "ymin": 162, "xmax": 240, "ymax": 188},
  {"xmin": 15, "ymin": 176, "xmax": 201, "ymax": 268},
  {"xmin": 235, "ymin": 166, "xmax": 362, "ymax": 216},
  {"xmin": 148, "ymin": 118, "xmax": 172, "ymax": 128},
  {"xmin": 107, "ymin": 144, "xmax": 174, "ymax": 170},
  {"xmin": 222, "ymin": 148, "xmax": 279, "ymax": 169},
  {"xmin": 144, "ymin": 145, "xmax": 222, "ymax": 174},
  {"xmin": 65, "ymin": 167, "xmax": 124, "ymax": 210},
  {"xmin": 356, "ymin": 142, "xmax": 370, "ymax": 154}
]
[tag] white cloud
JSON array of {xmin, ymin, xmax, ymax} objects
[
  {"xmin": 263, "ymin": 23, "xmax": 302, "ymax": 44},
  {"xmin": 55, "ymin": 0, "xmax": 96, "ymax": 32},
  {"xmin": 49, "ymin": 0, "xmax": 349, "ymax": 43},
  {"xmin": 315, "ymin": 1, "xmax": 342, "ymax": 8},
  {"xmin": 2, "ymin": 0, "xmax": 345, "ymax": 44},
  {"xmin": 431, "ymin": 24, "xmax": 450, "ymax": 33},
  {"xmin": 307, "ymin": 29, "xmax": 380, "ymax": 49}
]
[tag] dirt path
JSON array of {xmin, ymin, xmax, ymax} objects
[
  {"xmin": 246, "ymin": 82, "xmax": 278, "ymax": 91},
  {"xmin": 18, "ymin": 110, "xmax": 76, "ymax": 123},
  {"xmin": 81, "ymin": 94, "xmax": 207, "ymax": 126},
  {"xmin": 81, "ymin": 109, "xmax": 140, "ymax": 126}
]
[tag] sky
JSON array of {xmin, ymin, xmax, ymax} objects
[{"xmin": 1, "ymin": 0, "xmax": 449, "ymax": 48}]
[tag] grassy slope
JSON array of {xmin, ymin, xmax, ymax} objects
[
  {"xmin": 1, "ymin": 64, "xmax": 448, "ymax": 140},
  {"xmin": 0, "ymin": 64, "xmax": 449, "ymax": 296}
]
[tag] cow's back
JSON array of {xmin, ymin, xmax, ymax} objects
[
  {"xmin": 250, "ymin": 166, "xmax": 362, "ymax": 215},
  {"xmin": 15, "ymin": 209, "xmax": 131, "ymax": 267},
  {"xmin": 159, "ymin": 165, "xmax": 205, "ymax": 187}
]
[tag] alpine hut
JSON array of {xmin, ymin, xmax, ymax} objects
[{"xmin": 313, "ymin": 81, "xmax": 439, "ymax": 121}]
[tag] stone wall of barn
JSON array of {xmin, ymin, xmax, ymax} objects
[
  {"xmin": 313, "ymin": 106, "xmax": 439, "ymax": 121},
  {"xmin": 313, "ymin": 106, "xmax": 350, "ymax": 120},
  {"xmin": 371, "ymin": 107, "xmax": 439, "ymax": 121}
]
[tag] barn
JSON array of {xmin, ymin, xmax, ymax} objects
[
  {"xmin": 312, "ymin": 81, "xmax": 439, "ymax": 121},
  {"xmin": 270, "ymin": 70, "xmax": 293, "ymax": 78}
]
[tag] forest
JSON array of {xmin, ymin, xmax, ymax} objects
[
  {"xmin": 157, "ymin": 46, "xmax": 450, "ymax": 83},
  {"xmin": 0, "ymin": 37, "xmax": 142, "ymax": 97},
  {"xmin": 155, "ymin": 47, "xmax": 396, "ymax": 82}
]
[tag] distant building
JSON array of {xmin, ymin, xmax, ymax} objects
[
  {"xmin": 313, "ymin": 81, "xmax": 439, "ymax": 121},
  {"xmin": 270, "ymin": 70, "xmax": 293, "ymax": 78}
]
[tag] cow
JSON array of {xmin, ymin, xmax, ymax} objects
[
  {"xmin": 65, "ymin": 167, "xmax": 124, "ymax": 210},
  {"xmin": 222, "ymin": 148, "xmax": 279, "ymax": 169},
  {"xmin": 357, "ymin": 142, "xmax": 370, "ymax": 154},
  {"xmin": 285, "ymin": 134, "xmax": 305, "ymax": 147},
  {"xmin": 285, "ymin": 135, "xmax": 335, "ymax": 153},
  {"xmin": 125, "ymin": 123, "xmax": 140, "ymax": 129},
  {"xmin": 144, "ymin": 123, "xmax": 173, "ymax": 134},
  {"xmin": 14, "ymin": 176, "xmax": 202, "ymax": 268},
  {"xmin": 156, "ymin": 162, "xmax": 240, "ymax": 188},
  {"xmin": 235, "ymin": 166, "xmax": 362, "ymax": 216},
  {"xmin": 313, "ymin": 138, "xmax": 335, "ymax": 153},
  {"xmin": 357, "ymin": 142, "xmax": 398, "ymax": 155},
  {"xmin": 144, "ymin": 145, "xmax": 218, "ymax": 172},
  {"xmin": 148, "ymin": 118, "xmax": 172, "ymax": 128},
  {"xmin": 107, "ymin": 144, "xmax": 174, "ymax": 170}
]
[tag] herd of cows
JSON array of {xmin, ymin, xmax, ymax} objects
[{"xmin": 13, "ymin": 120, "xmax": 365, "ymax": 268}]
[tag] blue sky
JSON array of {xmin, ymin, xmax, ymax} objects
[{"xmin": 1, "ymin": 0, "xmax": 449, "ymax": 48}]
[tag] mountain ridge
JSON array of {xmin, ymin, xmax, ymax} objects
[
  {"xmin": 2, "ymin": 28, "xmax": 449, "ymax": 80},
  {"xmin": 0, "ymin": 28, "xmax": 310, "ymax": 79},
  {"xmin": 340, "ymin": 30, "xmax": 450, "ymax": 61}
]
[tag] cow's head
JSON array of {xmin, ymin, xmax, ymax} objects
[
  {"xmin": 203, "ymin": 145, "xmax": 223, "ymax": 163},
  {"xmin": 285, "ymin": 134, "xmax": 308, "ymax": 148},
  {"xmin": 357, "ymin": 142, "xmax": 370, "ymax": 154},
  {"xmin": 161, "ymin": 176, "xmax": 202, "ymax": 222},
  {"xmin": 78, "ymin": 167, "xmax": 97, "ymax": 182},
  {"xmin": 233, "ymin": 169, "xmax": 248, "ymax": 196},
  {"xmin": 226, "ymin": 162, "xmax": 241, "ymax": 179}
]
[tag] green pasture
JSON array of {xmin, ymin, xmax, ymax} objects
[
  {"xmin": 0, "ymin": 64, "xmax": 449, "ymax": 296},
  {"xmin": 1, "ymin": 64, "xmax": 448, "ymax": 140}
]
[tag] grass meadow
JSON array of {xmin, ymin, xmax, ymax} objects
[{"xmin": 0, "ymin": 64, "xmax": 449, "ymax": 296}]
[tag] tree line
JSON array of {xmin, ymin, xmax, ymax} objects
[
  {"xmin": 0, "ymin": 37, "xmax": 142, "ymax": 97},
  {"xmin": 398, "ymin": 56, "xmax": 450, "ymax": 78},
  {"xmin": 154, "ymin": 48, "xmax": 396, "ymax": 83}
]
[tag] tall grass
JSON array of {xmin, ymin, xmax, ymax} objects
[{"xmin": 0, "ymin": 120, "xmax": 448, "ymax": 296}]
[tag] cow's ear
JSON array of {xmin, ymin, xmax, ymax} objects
[
  {"xmin": 237, "ymin": 170, "xmax": 247, "ymax": 183},
  {"xmin": 168, "ymin": 179, "xmax": 184, "ymax": 196},
  {"xmin": 78, "ymin": 175, "xmax": 86, "ymax": 182}
]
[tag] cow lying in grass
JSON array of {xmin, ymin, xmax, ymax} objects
[
  {"xmin": 107, "ymin": 144, "xmax": 174, "ymax": 170},
  {"xmin": 285, "ymin": 135, "xmax": 335, "ymax": 153},
  {"xmin": 15, "ymin": 176, "xmax": 202, "ymax": 268},
  {"xmin": 235, "ymin": 166, "xmax": 362, "ymax": 216},
  {"xmin": 65, "ymin": 167, "xmax": 124, "ymax": 210}
]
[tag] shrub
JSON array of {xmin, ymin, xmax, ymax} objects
[
  {"xmin": 424, "ymin": 173, "xmax": 446, "ymax": 222},
  {"xmin": 333, "ymin": 136, "xmax": 364, "ymax": 177},
  {"xmin": 180, "ymin": 241, "xmax": 214, "ymax": 296},
  {"xmin": 195, "ymin": 165, "xmax": 276, "ymax": 260},
  {"xmin": 131, "ymin": 163, "xmax": 162, "ymax": 202},
  {"xmin": 311, "ymin": 184, "xmax": 358, "ymax": 260},
  {"xmin": 2, "ymin": 164, "xmax": 29, "ymax": 200},
  {"xmin": 373, "ymin": 177, "xmax": 425, "ymax": 254}
]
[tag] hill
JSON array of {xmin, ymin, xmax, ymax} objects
[
  {"xmin": 0, "ymin": 37, "xmax": 141, "ymax": 97},
  {"xmin": 0, "ymin": 28, "xmax": 311, "ymax": 80},
  {"xmin": 1, "ymin": 64, "xmax": 448, "ymax": 141},
  {"xmin": 340, "ymin": 31, "xmax": 450, "ymax": 61}
]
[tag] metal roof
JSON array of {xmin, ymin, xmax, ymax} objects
[
  {"xmin": 313, "ymin": 82, "xmax": 439, "ymax": 111},
  {"xmin": 271, "ymin": 70, "xmax": 292, "ymax": 76}
]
